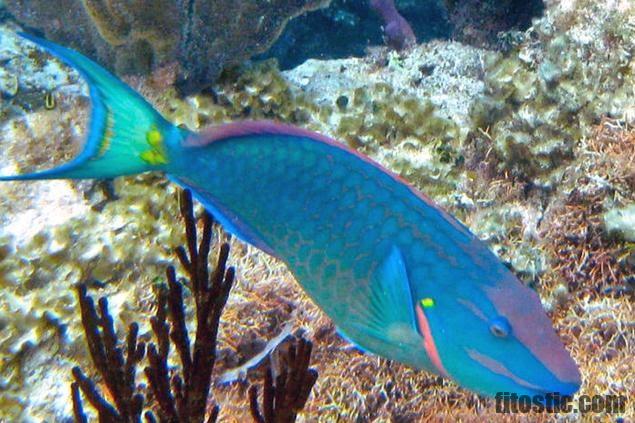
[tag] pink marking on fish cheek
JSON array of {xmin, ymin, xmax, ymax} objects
[
  {"xmin": 457, "ymin": 298, "xmax": 488, "ymax": 322},
  {"xmin": 415, "ymin": 305, "xmax": 449, "ymax": 377}
]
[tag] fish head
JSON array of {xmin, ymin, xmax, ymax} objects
[{"xmin": 413, "ymin": 269, "xmax": 581, "ymax": 399}]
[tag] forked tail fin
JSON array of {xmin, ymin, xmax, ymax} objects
[{"xmin": 0, "ymin": 32, "xmax": 182, "ymax": 181}]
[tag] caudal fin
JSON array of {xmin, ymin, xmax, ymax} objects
[{"xmin": 0, "ymin": 33, "xmax": 180, "ymax": 181}]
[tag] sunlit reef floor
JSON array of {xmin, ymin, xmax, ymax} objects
[{"xmin": 0, "ymin": 0, "xmax": 634, "ymax": 420}]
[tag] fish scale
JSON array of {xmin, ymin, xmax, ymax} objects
[
  {"xmin": 176, "ymin": 135, "xmax": 470, "ymax": 330},
  {"xmin": 1, "ymin": 33, "xmax": 582, "ymax": 399}
]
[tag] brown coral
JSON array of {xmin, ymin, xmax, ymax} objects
[
  {"xmin": 71, "ymin": 190, "xmax": 236, "ymax": 422},
  {"xmin": 5, "ymin": 0, "xmax": 331, "ymax": 93}
]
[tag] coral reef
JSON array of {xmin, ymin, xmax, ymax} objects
[
  {"xmin": 5, "ymin": 0, "xmax": 331, "ymax": 93},
  {"xmin": 70, "ymin": 190, "xmax": 319, "ymax": 423},
  {"xmin": 540, "ymin": 119, "xmax": 635, "ymax": 296},
  {"xmin": 1, "ymin": 0, "xmax": 634, "ymax": 420},
  {"xmin": 468, "ymin": 0, "xmax": 635, "ymax": 184},
  {"xmin": 261, "ymin": 0, "xmax": 450, "ymax": 70},
  {"xmin": 444, "ymin": 0, "xmax": 545, "ymax": 48}
]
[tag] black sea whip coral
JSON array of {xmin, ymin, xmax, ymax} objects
[
  {"xmin": 71, "ymin": 190, "xmax": 318, "ymax": 422},
  {"xmin": 72, "ymin": 190, "xmax": 233, "ymax": 422}
]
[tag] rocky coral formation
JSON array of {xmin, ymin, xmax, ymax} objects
[
  {"xmin": 262, "ymin": 0, "xmax": 451, "ymax": 71},
  {"xmin": 281, "ymin": 41, "xmax": 486, "ymax": 206},
  {"xmin": 469, "ymin": 0, "xmax": 635, "ymax": 185},
  {"xmin": 5, "ymin": 0, "xmax": 331, "ymax": 94}
]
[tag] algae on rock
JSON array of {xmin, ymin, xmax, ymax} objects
[{"xmin": 468, "ymin": 0, "xmax": 635, "ymax": 185}]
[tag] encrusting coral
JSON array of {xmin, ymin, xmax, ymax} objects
[
  {"xmin": 468, "ymin": 0, "xmax": 635, "ymax": 185},
  {"xmin": 443, "ymin": 0, "xmax": 545, "ymax": 48}
]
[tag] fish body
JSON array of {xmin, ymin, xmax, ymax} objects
[{"xmin": 1, "ymin": 33, "xmax": 581, "ymax": 399}]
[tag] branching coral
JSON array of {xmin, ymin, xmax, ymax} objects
[
  {"xmin": 70, "ymin": 190, "xmax": 320, "ymax": 421},
  {"xmin": 71, "ymin": 189, "xmax": 236, "ymax": 422},
  {"xmin": 248, "ymin": 336, "xmax": 318, "ymax": 423},
  {"xmin": 71, "ymin": 284, "xmax": 146, "ymax": 422}
]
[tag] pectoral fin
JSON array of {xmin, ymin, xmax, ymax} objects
[{"xmin": 344, "ymin": 246, "xmax": 419, "ymax": 347}]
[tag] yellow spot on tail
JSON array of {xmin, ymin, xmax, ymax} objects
[
  {"xmin": 421, "ymin": 298, "xmax": 435, "ymax": 308},
  {"xmin": 146, "ymin": 127, "xmax": 163, "ymax": 147},
  {"xmin": 140, "ymin": 150, "xmax": 168, "ymax": 165},
  {"xmin": 140, "ymin": 125, "xmax": 168, "ymax": 165}
]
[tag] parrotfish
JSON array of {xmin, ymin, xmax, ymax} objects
[{"xmin": 1, "ymin": 33, "xmax": 581, "ymax": 399}]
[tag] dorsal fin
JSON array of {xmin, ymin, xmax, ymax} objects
[{"xmin": 182, "ymin": 120, "xmax": 474, "ymax": 239}]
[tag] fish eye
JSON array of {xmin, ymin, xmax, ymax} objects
[{"xmin": 489, "ymin": 316, "xmax": 511, "ymax": 338}]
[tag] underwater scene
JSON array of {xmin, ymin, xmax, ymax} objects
[{"xmin": 0, "ymin": 0, "xmax": 633, "ymax": 421}]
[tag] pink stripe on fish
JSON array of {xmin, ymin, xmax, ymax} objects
[{"xmin": 415, "ymin": 304, "xmax": 449, "ymax": 377}]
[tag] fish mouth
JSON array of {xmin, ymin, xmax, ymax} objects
[{"xmin": 466, "ymin": 347, "xmax": 581, "ymax": 397}]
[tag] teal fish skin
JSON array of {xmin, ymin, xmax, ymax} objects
[
  {"xmin": 172, "ymin": 126, "xmax": 581, "ymax": 397},
  {"xmin": 1, "ymin": 33, "xmax": 581, "ymax": 399}
]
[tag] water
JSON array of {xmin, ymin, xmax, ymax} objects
[{"xmin": 0, "ymin": 1, "xmax": 633, "ymax": 421}]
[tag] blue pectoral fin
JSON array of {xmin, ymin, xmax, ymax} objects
[
  {"xmin": 169, "ymin": 175, "xmax": 278, "ymax": 258},
  {"xmin": 345, "ymin": 246, "xmax": 420, "ymax": 347},
  {"xmin": 374, "ymin": 245, "xmax": 418, "ymax": 329}
]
